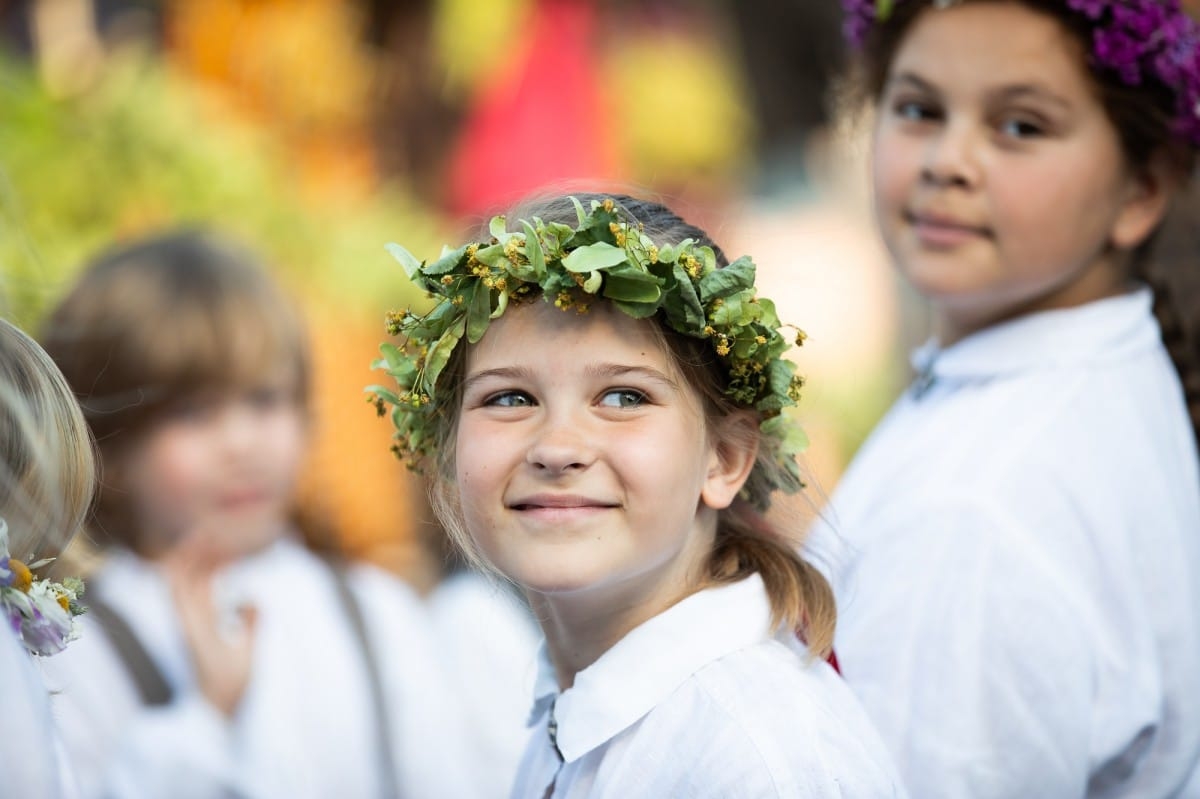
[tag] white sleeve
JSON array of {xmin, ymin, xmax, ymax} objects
[
  {"xmin": 2, "ymin": 633, "xmax": 69, "ymax": 798},
  {"xmin": 834, "ymin": 498, "xmax": 1096, "ymax": 798}
]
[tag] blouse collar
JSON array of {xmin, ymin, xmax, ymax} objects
[
  {"xmin": 911, "ymin": 287, "xmax": 1159, "ymax": 394},
  {"xmin": 526, "ymin": 574, "xmax": 776, "ymax": 763}
]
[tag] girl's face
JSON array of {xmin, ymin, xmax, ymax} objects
[
  {"xmin": 454, "ymin": 300, "xmax": 747, "ymax": 617},
  {"xmin": 116, "ymin": 373, "xmax": 306, "ymax": 560},
  {"xmin": 871, "ymin": 2, "xmax": 1168, "ymax": 343}
]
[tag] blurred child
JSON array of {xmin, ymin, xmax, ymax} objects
[
  {"xmin": 39, "ymin": 229, "xmax": 475, "ymax": 799},
  {"xmin": 813, "ymin": 1, "xmax": 1200, "ymax": 795},
  {"xmin": 0, "ymin": 316, "xmax": 95, "ymax": 797},
  {"xmin": 371, "ymin": 194, "xmax": 906, "ymax": 797}
]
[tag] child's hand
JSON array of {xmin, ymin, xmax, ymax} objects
[{"xmin": 159, "ymin": 530, "xmax": 259, "ymax": 718}]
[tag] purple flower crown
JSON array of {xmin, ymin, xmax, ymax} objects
[{"xmin": 843, "ymin": 0, "xmax": 1200, "ymax": 146}]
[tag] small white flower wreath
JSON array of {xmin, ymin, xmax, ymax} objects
[{"xmin": 0, "ymin": 518, "xmax": 86, "ymax": 656}]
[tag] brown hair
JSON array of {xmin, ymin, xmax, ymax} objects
[
  {"xmin": 0, "ymin": 318, "xmax": 95, "ymax": 561},
  {"xmin": 40, "ymin": 229, "xmax": 310, "ymax": 551},
  {"xmin": 428, "ymin": 193, "xmax": 835, "ymax": 656},
  {"xmin": 849, "ymin": 0, "xmax": 1200, "ymax": 451}
]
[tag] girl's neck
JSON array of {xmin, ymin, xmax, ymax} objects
[
  {"xmin": 936, "ymin": 269, "xmax": 1138, "ymax": 347},
  {"xmin": 530, "ymin": 571, "xmax": 703, "ymax": 692}
]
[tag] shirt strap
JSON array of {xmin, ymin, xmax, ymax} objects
[
  {"xmin": 325, "ymin": 557, "xmax": 403, "ymax": 799},
  {"xmin": 86, "ymin": 596, "xmax": 173, "ymax": 706}
]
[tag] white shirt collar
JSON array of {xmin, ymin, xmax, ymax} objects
[
  {"xmin": 526, "ymin": 574, "xmax": 776, "ymax": 762},
  {"xmin": 911, "ymin": 287, "xmax": 1159, "ymax": 389}
]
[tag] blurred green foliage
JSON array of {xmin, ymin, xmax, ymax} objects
[{"xmin": 0, "ymin": 52, "xmax": 445, "ymax": 329}]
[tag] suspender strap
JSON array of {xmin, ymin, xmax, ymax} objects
[
  {"xmin": 85, "ymin": 597, "xmax": 174, "ymax": 706},
  {"xmin": 326, "ymin": 558, "xmax": 403, "ymax": 799}
]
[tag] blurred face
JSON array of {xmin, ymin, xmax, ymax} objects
[
  {"xmin": 454, "ymin": 301, "xmax": 744, "ymax": 619},
  {"xmin": 871, "ymin": 2, "xmax": 1166, "ymax": 343},
  {"xmin": 117, "ymin": 374, "xmax": 306, "ymax": 560}
]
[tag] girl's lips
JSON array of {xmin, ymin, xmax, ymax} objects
[
  {"xmin": 508, "ymin": 494, "xmax": 619, "ymax": 522},
  {"xmin": 906, "ymin": 212, "xmax": 991, "ymax": 249},
  {"xmin": 217, "ymin": 490, "xmax": 271, "ymax": 510}
]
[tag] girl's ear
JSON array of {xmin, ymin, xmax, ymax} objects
[
  {"xmin": 1112, "ymin": 156, "xmax": 1176, "ymax": 250},
  {"xmin": 700, "ymin": 412, "xmax": 760, "ymax": 511}
]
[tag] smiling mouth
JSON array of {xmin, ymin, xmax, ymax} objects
[
  {"xmin": 509, "ymin": 502, "xmax": 618, "ymax": 511},
  {"xmin": 905, "ymin": 211, "xmax": 991, "ymax": 243},
  {"xmin": 508, "ymin": 495, "xmax": 619, "ymax": 512}
]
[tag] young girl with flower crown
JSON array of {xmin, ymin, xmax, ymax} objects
[
  {"xmin": 371, "ymin": 193, "xmax": 906, "ymax": 797},
  {"xmin": 37, "ymin": 230, "xmax": 477, "ymax": 799},
  {"xmin": 808, "ymin": 1, "xmax": 1200, "ymax": 796},
  {"xmin": 0, "ymin": 317, "xmax": 95, "ymax": 797}
]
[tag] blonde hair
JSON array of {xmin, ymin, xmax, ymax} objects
[
  {"xmin": 0, "ymin": 318, "xmax": 95, "ymax": 561},
  {"xmin": 40, "ymin": 229, "xmax": 308, "ymax": 552},
  {"xmin": 428, "ymin": 193, "xmax": 836, "ymax": 656}
]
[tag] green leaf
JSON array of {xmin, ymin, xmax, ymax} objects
[
  {"xmin": 668, "ymin": 264, "xmax": 705, "ymax": 328},
  {"xmin": 763, "ymin": 412, "xmax": 809, "ymax": 452},
  {"xmin": 425, "ymin": 244, "xmax": 471, "ymax": 275},
  {"xmin": 698, "ymin": 257, "xmax": 756, "ymax": 303},
  {"xmin": 424, "ymin": 315, "xmax": 466, "ymax": 392},
  {"xmin": 759, "ymin": 359, "xmax": 798, "ymax": 412},
  {"xmin": 491, "ymin": 289, "xmax": 509, "ymax": 319},
  {"xmin": 612, "ymin": 299, "xmax": 661, "ymax": 318},
  {"xmin": 466, "ymin": 281, "xmax": 493, "ymax": 343},
  {"xmin": 600, "ymin": 264, "xmax": 662, "ymax": 303},
  {"xmin": 583, "ymin": 270, "xmax": 603, "ymax": 293},
  {"xmin": 570, "ymin": 196, "xmax": 586, "ymax": 225},
  {"xmin": 489, "ymin": 214, "xmax": 509, "ymax": 241},
  {"xmin": 473, "ymin": 243, "xmax": 509, "ymax": 270},
  {"xmin": 876, "ymin": 0, "xmax": 895, "ymax": 22},
  {"xmin": 562, "ymin": 241, "xmax": 628, "ymax": 273},
  {"xmin": 709, "ymin": 294, "xmax": 747, "ymax": 326},
  {"xmin": 364, "ymin": 385, "xmax": 400, "ymax": 406},
  {"xmin": 378, "ymin": 342, "xmax": 406, "ymax": 370},
  {"xmin": 521, "ymin": 220, "xmax": 546, "ymax": 278},
  {"xmin": 385, "ymin": 242, "xmax": 423, "ymax": 280}
]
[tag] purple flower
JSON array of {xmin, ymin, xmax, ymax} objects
[{"xmin": 1067, "ymin": 0, "xmax": 1109, "ymax": 20}]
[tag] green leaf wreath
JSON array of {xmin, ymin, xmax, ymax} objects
[{"xmin": 368, "ymin": 197, "xmax": 810, "ymax": 508}]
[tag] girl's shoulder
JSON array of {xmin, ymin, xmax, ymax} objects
[{"xmin": 644, "ymin": 640, "xmax": 904, "ymax": 795}]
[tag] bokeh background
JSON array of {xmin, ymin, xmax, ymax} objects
[{"xmin": 0, "ymin": 0, "xmax": 914, "ymax": 589}]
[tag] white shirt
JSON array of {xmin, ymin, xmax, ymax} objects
[
  {"xmin": 1, "ymin": 628, "xmax": 73, "ymax": 798},
  {"xmin": 810, "ymin": 289, "xmax": 1200, "ymax": 798},
  {"xmin": 41, "ymin": 536, "xmax": 479, "ymax": 799},
  {"xmin": 428, "ymin": 571, "xmax": 541, "ymax": 798},
  {"xmin": 513, "ymin": 574, "xmax": 906, "ymax": 799}
]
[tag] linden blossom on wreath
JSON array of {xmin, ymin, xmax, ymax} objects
[
  {"xmin": 842, "ymin": 0, "xmax": 1200, "ymax": 146},
  {"xmin": 0, "ymin": 518, "xmax": 86, "ymax": 657},
  {"xmin": 367, "ymin": 197, "xmax": 811, "ymax": 510}
]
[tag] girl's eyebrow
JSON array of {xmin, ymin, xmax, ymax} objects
[
  {"xmin": 462, "ymin": 366, "xmax": 535, "ymax": 394},
  {"xmin": 889, "ymin": 71, "xmax": 939, "ymax": 94},
  {"xmin": 990, "ymin": 84, "xmax": 1072, "ymax": 111},
  {"xmin": 462, "ymin": 363, "xmax": 680, "ymax": 392},
  {"xmin": 892, "ymin": 70, "xmax": 1071, "ymax": 111},
  {"xmin": 584, "ymin": 363, "xmax": 680, "ymax": 389}
]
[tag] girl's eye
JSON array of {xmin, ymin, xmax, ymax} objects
[
  {"xmin": 599, "ymin": 389, "xmax": 647, "ymax": 409},
  {"xmin": 486, "ymin": 391, "xmax": 535, "ymax": 408},
  {"xmin": 248, "ymin": 387, "xmax": 289, "ymax": 410},
  {"xmin": 892, "ymin": 99, "xmax": 940, "ymax": 123},
  {"xmin": 997, "ymin": 116, "xmax": 1045, "ymax": 139}
]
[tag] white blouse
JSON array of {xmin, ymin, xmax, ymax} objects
[
  {"xmin": 513, "ymin": 574, "xmax": 906, "ymax": 798},
  {"xmin": 40, "ymin": 536, "xmax": 479, "ymax": 799},
  {"xmin": 810, "ymin": 289, "xmax": 1200, "ymax": 798},
  {"xmin": 1, "ymin": 628, "xmax": 74, "ymax": 798}
]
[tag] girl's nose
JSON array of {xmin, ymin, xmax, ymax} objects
[
  {"xmin": 525, "ymin": 415, "xmax": 595, "ymax": 474},
  {"xmin": 920, "ymin": 120, "xmax": 981, "ymax": 189}
]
